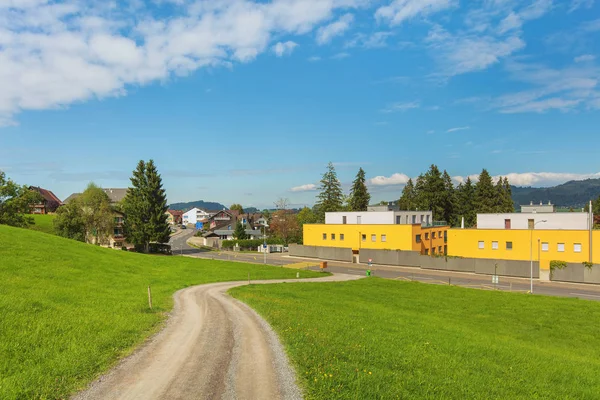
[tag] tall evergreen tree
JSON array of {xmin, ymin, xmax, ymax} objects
[
  {"xmin": 442, "ymin": 170, "xmax": 457, "ymax": 225},
  {"xmin": 233, "ymin": 221, "xmax": 248, "ymax": 240},
  {"xmin": 348, "ymin": 167, "xmax": 371, "ymax": 211},
  {"xmin": 494, "ymin": 177, "xmax": 505, "ymax": 212},
  {"xmin": 145, "ymin": 160, "xmax": 170, "ymax": 245},
  {"xmin": 398, "ymin": 178, "xmax": 416, "ymax": 210},
  {"xmin": 423, "ymin": 165, "xmax": 446, "ymax": 221},
  {"xmin": 457, "ymin": 177, "xmax": 476, "ymax": 227},
  {"xmin": 315, "ymin": 162, "xmax": 343, "ymax": 220},
  {"xmin": 123, "ymin": 160, "xmax": 170, "ymax": 253},
  {"xmin": 475, "ymin": 169, "xmax": 497, "ymax": 214},
  {"xmin": 414, "ymin": 174, "xmax": 427, "ymax": 211},
  {"xmin": 503, "ymin": 177, "xmax": 514, "ymax": 212}
]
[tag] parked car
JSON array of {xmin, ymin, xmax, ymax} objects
[{"xmin": 180, "ymin": 225, "xmax": 187, "ymax": 229}]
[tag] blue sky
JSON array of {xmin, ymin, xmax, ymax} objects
[{"xmin": 1, "ymin": 0, "xmax": 600, "ymax": 209}]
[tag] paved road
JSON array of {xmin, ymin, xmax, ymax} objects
[{"xmin": 73, "ymin": 274, "xmax": 360, "ymax": 400}]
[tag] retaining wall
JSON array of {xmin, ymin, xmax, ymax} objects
[
  {"xmin": 551, "ymin": 263, "xmax": 600, "ymax": 284},
  {"xmin": 358, "ymin": 249, "xmax": 420, "ymax": 267},
  {"xmin": 288, "ymin": 244, "xmax": 353, "ymax": 262}
]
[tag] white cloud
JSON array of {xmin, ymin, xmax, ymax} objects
[
  {"xmin": 331, "ymin": 52, "xmax": 350, "ymax": 59},
  {"xmin": 0, "ymin": 0, "xmax": 365, "ymax": 126},
  {"xmin": 369, "ymin": 173, "xmax": 410, "ymax": 186},
  {"xmin": 375, "ymin": 0, "xmax": 454, "ymax": 26},
  {"xmin": 308, "ymin": 56, "xmax": 322, "ymax": 62},
  {"xmin": 446, "ymin": 126, "xmax": 470, "ymax": 132},
  {"xmin": 569, "ymin": 0, "xmax": 595, "ymax": 12},
  {"xmin": 381, "ymin": 101, "xmax": 420, "ymax": 113},
  {"xmin": 453, "ymin": 172, "xmax": 600, "ymax": 187},
  {"xmin": 272, "ymin": 41, "xmax": 298, "ymax": 57},
  {"xmin": 290, "ymin": 183, "xmax": 317, "ymax": 192},
  {"xmin": 575, "ymin": 54, "xmax": 596, "ymax": 63},
  {"xmin": 345, "ymin": 31, "xmax": 393, "ymax": 48},
  {"xmin": 316, "ymin": 13, "xmax": 354, "ymax": 45}
]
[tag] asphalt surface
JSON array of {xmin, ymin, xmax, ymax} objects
[
  {"xmin": 170, "ymin": 229, "xmax": 600, "ymax": 302},
  {"xmin": 73, "ymin": 274, "xmax": 360, "ymax": 400}
]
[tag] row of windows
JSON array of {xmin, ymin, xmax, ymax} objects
[
  {"xmin": 321, "ymin": 233, "xmax": 388, "ymax": 242},
  {"xmin": 424, "ymin": 246, "xmax": 447, "ymax": 255},
  {"xmin": 477, "ymin": 241, "xmax": 583, "ymax": 253}
]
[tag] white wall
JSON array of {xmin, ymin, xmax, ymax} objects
[
  {"xmin": 325, "ymin": 212, "xmax": 395, "ymax": 225},
  {"xmin": 182, "ymin": 208, "xmax": 199, "ymax": 224},
  {"xmin": 477, "ymin": 213, "xmax": 590, "ymax": 230}
]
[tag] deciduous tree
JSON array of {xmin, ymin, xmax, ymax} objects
[
  {"xmin": 230, "ymin": 204, "xmax": 244, "ymax": 214},
  {"xmin": 54, "ymin": 198, "xmax": 86, "ymax": 242},
  {"xmin": 0, "ymin": 171, "xmax": 41, "ymax": 228},
  {"xmin": 348, "ymin": 168, "xmax": 370, "ymax": 211},
  {"xmin": 79, "ymin": 183, "xmax": 114, "ymax": 245}
]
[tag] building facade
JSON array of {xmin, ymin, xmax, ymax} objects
[
  {"xmin": 476, "ymin": 212, "xmax": 590, "ymax": 230},
  {"xmin": 325, "ymin": 211, "xmax": 434, "ymax": 226}
]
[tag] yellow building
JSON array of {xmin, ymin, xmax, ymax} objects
[
  {"xmin": 303, "ymin": 224, "xmax": 449, "ymax": 255},
  {"xmin": 448, "ymin": 229, "xmax": 600, "ymax": 270}
]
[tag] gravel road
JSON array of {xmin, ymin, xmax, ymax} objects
[{"xmin": 73, "ymin": 273, "xmax": 360, "ymax": 400}]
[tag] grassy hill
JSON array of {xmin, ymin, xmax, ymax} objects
[
  {"xmin": 512, "ymin": 178, "xmax": 600, "ymax": 208},
  {"xmin": 0, "ymin": 226, "xmax": 322, "ymax": 399},
  {"xmin": 232, "ymin": 278, "xmax": 600, "ymax": 399},
  {"xmin": 27, "ymin": 214, "xmax": 56, "ymax": 235}
]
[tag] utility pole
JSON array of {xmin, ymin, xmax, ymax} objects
[{"xmin": 590, "ymin": 200, "xmax": 594, "ymax": 265}]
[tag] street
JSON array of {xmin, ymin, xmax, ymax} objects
[{"xmin": 170, "ymin": 229, "xmax": 600, "ymax": 302}]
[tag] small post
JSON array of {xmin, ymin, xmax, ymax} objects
[
  {"xmin": 248, "ymin": 272, "xmax": 250, "ymax": 285},
  {"xmin": 147, "ymin": 285, "xmax": 152, "ymax": 310},
  {"xmin": 510, "ymin": 282, "xmax": 512, "ymax": 292},
  {"xmin": 448, "ymin": 277, "xmax": 451, "ymax": 286}
]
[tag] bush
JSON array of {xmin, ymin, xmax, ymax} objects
[
  {"xmin": 582, "ymin": 261, "xmax": 594, "ymax": 270},
  {"xmin": 550, "ymin": 260, "xmax": 568, "ymax": 279},
  {"xmin": 133, "ymin": 243, "xmax": 172, "ymax": 255}
]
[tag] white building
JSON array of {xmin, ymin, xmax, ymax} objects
[
  {"xmin": 476, "ymin": 212, "xmax": 591, "ymax": 230},
  {"xmin": 325, "ymin": 210, "xmax": 434, "ymax": 226},
  {"xmin": 520, "ymin": 201, "xmax": 556, "ymax": 214},
  {"xmin": 182, "ymin": 208, "xmax": 212, "ymax": 225}
]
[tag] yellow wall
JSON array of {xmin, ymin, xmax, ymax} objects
[
  {"xmin": 413, "ymin": 225, "xmax": 449, "ymax": 255},
  {"xmin": 448, "ymin": 228, "xmax": 599, "ymax": 270},
  {"xmin": 303, "ymin": 224, "xmax": 414, "ymax": 251}
]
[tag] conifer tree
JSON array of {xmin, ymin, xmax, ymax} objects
[
  {"xmin": 348, "ymin": 168, "xmax": 370, "ymax": 211},
  {"xmin": 315, "ymin": 162, "xmax": 343, "ymax": 220},
  {"xmin": 123, "ymin": 160, "xmax": 170, "ymax": 253},
  {"xmin": 494, "ymin": 177, "xmax": 505, "ymax": 212},
  {"xmin": 398, "ymin": 178, "xmax": 416, "ymax": 210},
  {"xmin": 423, "ymin": 165, "xmax": 445, "ymax": 221},
  {"xmin": 457, "ymin": 177, "xmax": 476, "ymax": 227},
  {"xmin": 503, "ymin": 177, "xmax": 514, "ymax": 212},
  {"xmin": 442, "ymin": 170, "xmax": 457, "ymax": 225},
  {"xmin": 233, "ymin": 221, "xmax": 248, "ymax": 240},
  {"xmin": 475, "ymin": 169, "xmax": 497, "ymax": 213}
]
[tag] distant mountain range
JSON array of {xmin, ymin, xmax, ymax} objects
[
  {"xmin": 168, "ymin": 200, "xmax": 227, "ymax": 211},
  {"xmin": 511, "ymin": 179, "xmax": 600, "ymax": 208}
]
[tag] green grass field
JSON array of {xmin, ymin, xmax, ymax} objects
[
  {"xmin": 0, "ymin": 225, "xmax": 324, "ymax": 399},
  {"xmin": 231, "ymin": 278, "xmax": 600, "ymax": 399},
  {"xmin": 27, "ymin": 214, "xmax": 56, "ymax": 235}
]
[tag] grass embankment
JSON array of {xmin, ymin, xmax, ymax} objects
[
  {"xmin": 231, "ymin": 278, "xmax": 600, "ymax": 399},
  {"xmin": 27, "ymin": 214, "xmax": 56, "ymax": 235},
  {"xmin": 0, "ymin": 225, "xmax": 324, "ymax": 399}
]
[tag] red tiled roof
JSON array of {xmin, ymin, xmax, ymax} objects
[
  {"xmin": 30, "ymin": 186, "xmax": 63, "ymax": 205},
  {"xmin": 168, "ymin": 209, "xmax": 183, "ymax": 217}
]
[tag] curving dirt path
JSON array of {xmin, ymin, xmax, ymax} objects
[{"xmin": 73, "ymin": 273, "xmax": 360, "ymax": 400}]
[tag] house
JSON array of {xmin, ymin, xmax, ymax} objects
[
  {"xmin": 304, "ymin": 209, "xmax": 449, "ymax": 256},
  {"xmin": 63, "ymin": 188, "xmax": 128, "ymax": 205},
  {"xmin": 29, "ymin": 186, "xmax": 63, "ymax": 214},
  {"xmin": 182, "ymin": 208, "xmax": 212, "ymax": 226},
  {"xmin": 201, "ymin": 227, "xmax": 263, "ymax": 247},
  {"xmin": 166, "ymin": 209, "xmax": 183, "ymax": 225},
  {"xmin": 476, "ymin": 201, "xmax": 590, "ymax": 230},
  {"xmin": 208, "ymin": 210, "xmax": 239, "ymax": 230},
  {"xmin": 108, "ymin": 212, "xmax": 127, "ymax": 249}
]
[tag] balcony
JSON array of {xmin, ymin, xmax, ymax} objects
[{"xmin": 422, "ymin": 221, "xmax": 447, "ymax": 228}]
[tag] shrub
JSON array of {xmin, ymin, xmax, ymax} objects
[
  {"xmin": 582, "ymin": 261, "xmax": 594, "ymax": 271},
  {"xmin": 550, "ymin": 260, "xmax": 568, "ymax": 279}
]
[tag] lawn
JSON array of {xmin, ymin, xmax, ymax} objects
[
  {"xmin": 0, "ymin": 225, "xmax": 324, "ymax": 400},
  {"xmin": 27, "ymin": 214, "xmax": 56, "ymax": 235},
  {"xmin": 231, "ymin": 278, "xmax": 600, "ymax": 399}
]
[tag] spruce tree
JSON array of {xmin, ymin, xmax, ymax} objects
[
  {"xmin": 457, "ymin": 177, "xmax": 476, "ymax": 227},
  {"xmin": 315, "ymin": 162, "xmax": 343, "ymax": 220},
  {"xmin": 494, "ymin": 177, "xmax": 505, "ymax": 212},
  {"xmin": 424, "ymin": 165, "xmax": 445, "ymax": 221},
  {"xmin": 233, "ymin": 221, "xmax": 248, "ymax": 240},
  {"xmin": 503, "ymin": 177, "xmax": 514, "ymax": 212},
  {"xmin": 348, "ymin": 167, "xmax": 370, "ymax": 211},
  {"xmin": 475, "ymin": 169, "xmax": 497, "ymax": 214},
  {"xmin": 398, "ymin": 178, "xmax": 416, "ymax": 210},
  {"xmin": 414, "ymin": 174, "xmax": 427, "ymax": 210},
  {"xmin": 123, "ymin": 160, "xmax": 170, "ymax": 253},
  {"xmin": 442, "ymin": 170, "xmax": 457, "ymax": 226},
  {"xmin": 145, "ymin": 160, "xmax": 170, "ymax": 245}
]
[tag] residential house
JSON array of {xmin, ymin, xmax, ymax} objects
[
  {"xmin": 476, "ymin": 202, "xmax": 590, "ymax": 230},
  {"xmin": 29, "ymin": 186, "xmax": 63, "ymax": 214},
  {"xmin": 182, "ymin": 207, "xmax": 212, "ymax": 226},
  {"xmin": 201, "ymin": 227, "xmax": 263, "ymax": 247},
  {"xmin": 108, "ymin": 212, "xmax": 126, "ymax": 249},
  {"xmin": 63, "ymin": 188, "xmax": 128, "ymax": 205},
  {"xmin": 166, "ymin": 209, "xmax": 183, "ymax": 225},
  {"xmin": 208, "ymin": 210, "xmax": 239, "ymax": 231}
]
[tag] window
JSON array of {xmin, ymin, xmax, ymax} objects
[
  {"xmin": 371, "ymin": 234, "xmax": 376, "ymax": 242},
  {"xmin": 396, "ymin": 216, "xmax": 401, "ymax": 224},
  {"xmin": 425, "ymin": 248, "xmax": 429, "ymax": 255},
  {"xmin": 478, "ymin": 241, "xmax": 485, "ymax": 249},
  {"xmin": 574, "ymin": 243, "xmax": 582, "ymax": 253},
  {"xmin": 425, "ymin": 233, "xmax": 430, "ymax": 240},
  {"xmin": 438, "ymin": 246, "xmax": 442, "ymax": 253},
  {"xmin": 492, "ymin": 241, "xmax": 499, "ymax": 250},
  {"xmin": 542, "ymin": 242, "xmax": 549, "ymax": 252},
  {"xmin": 381, "ymin": 234, "xmax": 387, "ymax": 242},
  {"xmin": 528, "ymin": 219, "xmax": 534, "ymax": 229},
  {"xmin": 412, "ymin": 215, "xmax": 416, "ymax": 224},
  {"xmin": 432, "ymin": 247, "xmax": 436, "ymax": 254},
  {"xmin": 506, "ymin": 241, "xmax": 513, "ymax": 250},
  {"xmin": 340, "ymin": 234, "xmax": 345, "ymax": 241},
  {"xmin": 557, "ymin": 243, "xmax": 565, "ymax": 252},
  {"xmin": 416, "ymin": 234, "xmax": 422, "ymax": 243},
  {"xmin": 505, "ymin": 219, "xmax": 511, "ymax": 229},
  {"xmin": 331, "ymin": 233, "xmax": 335, "ymax": 240},
  {"xmin": 362, "ymin": 234, "xmax": 366, "ymax": 242},
  {"xmin": 357, "ymin": 216, "xmax": 362, "ymax": 224},
  {"xmin": 323, "ymin": 233, "xmax": 327, "ymax": 240},
  {"xmin": 228, "ymin": 225, "xmax": 231, "ymax": 230},
  {"xmin": 421, "ymin": 215, "xmax": 424, "ymax": 223},
  {"xmin": 444, "ymin": 245, "xmax": 447, "ymax": 254},
  {"xmin": 342, "ymin": 216, "xmax": 347, "ymax": 224},
  {"xmin": 432, "ymin": 232, "xmax": 436, "ymax": 239}
]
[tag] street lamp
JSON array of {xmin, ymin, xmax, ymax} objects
[{"xmin": 530, "ymin": 220, "xmax": 547, "ymax": 294}]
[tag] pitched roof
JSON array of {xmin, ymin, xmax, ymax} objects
[
  {"xmin": 168, "ymin": 209, "xmax": 183, "ymax": 217},
  {"xmin": 102, "ymin": 188, "xmax": 128, "ymax": 204},
  {"xmin": 30, "ymin": 186, "xmax": 63, "ymax": 205},
  {"xmin": 63, "ymin": 193, "xmax": 81, "ymax": 204}
]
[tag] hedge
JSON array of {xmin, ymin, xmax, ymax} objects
[{"xmin": 222, "ymin": 238, "xmax": 284, "ymax": 250}]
